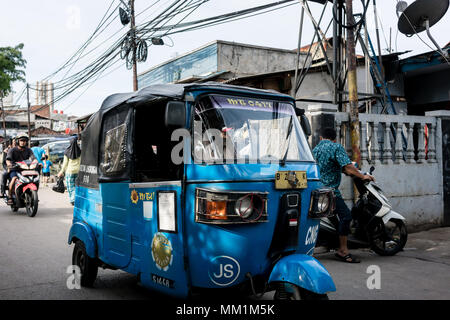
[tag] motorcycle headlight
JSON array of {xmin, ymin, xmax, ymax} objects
[
  {"xmin": 33, "ymin": 175, "xmax": 40, "ymax": 182},
  {"xmin": 17, "ymin": 173, "xmax": 30, "ymax": 183},
  {"xmin": 309, "ymin": 188, "xmax": 336, "ymax": 219}
]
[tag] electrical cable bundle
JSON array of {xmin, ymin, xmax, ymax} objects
[{"xmin": 14, "ymin": 0, "xmax": 299, "ymax": 115}]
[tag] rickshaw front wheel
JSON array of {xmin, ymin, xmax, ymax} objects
[
  {"xmin": 274, "ymin": 283, "xmax": 329, "ymax": 300},
  {"xmin": 72, "ymin": 241, "xmax": 98, "ymax": 287}
]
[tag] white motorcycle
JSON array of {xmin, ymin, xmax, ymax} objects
[{"xmin": 317, "ymin": 166, "xmax": 408, "ymax": 256}]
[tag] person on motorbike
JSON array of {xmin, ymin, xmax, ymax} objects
[
  {"xmin": 312, "ymin": 127, "xmax": 374, "ymax": 263},
  {"xmin": 1, "ymin": 138, "xmax": 14, "ymax": 198},
  {"xmin": 5, "ymin": 135, "xmax": 36, "ymax": 205}
]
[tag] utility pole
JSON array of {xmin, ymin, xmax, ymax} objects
[
  {"xmin": 345, "ymin": 0, "xmax": 361, "ymax": 166},
  {"xmin": 130, "ymin": 0, "xmax": 138, "ymax": 91},
  {"xmin": 26, "ymin": 83, "xmax": 31, "ymax": 147}
]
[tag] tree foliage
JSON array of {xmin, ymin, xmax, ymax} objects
[{"xmin": 0, "ymin": 43, "xmax": 27, "ymax": 98}]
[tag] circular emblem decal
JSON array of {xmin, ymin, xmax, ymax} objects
[
  {"xmin": 151, "ymin": 233, "xmax": 173, "ymax": 271},
  {"xmin": 131, "ymin": 189, "xmax": 138, "ymax": 204},
  {"xmin": 208, "ymin": 255, "xmax": 240, "ymax": 287}
]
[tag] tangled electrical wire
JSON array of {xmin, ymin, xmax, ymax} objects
[
  {"xmin": 120, "ymin": 32, "xmax": 148, "ymax": 70},
  {"xmin": 16, "ymin": 0, "xmax": 299, "ymax": 115}
]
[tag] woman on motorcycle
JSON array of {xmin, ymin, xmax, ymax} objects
[{"xmin": 5, "ymin": 135, "xmax": 35, "ymax": 205}]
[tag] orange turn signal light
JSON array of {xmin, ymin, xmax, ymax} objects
[{"xmin": 206, "ymin": 200, "xmax": 227, "ymax": 220}]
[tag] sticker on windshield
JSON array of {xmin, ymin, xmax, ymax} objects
[{"xmin": 210, "ymin": 95, "xmax": 293, "ymax": 115}]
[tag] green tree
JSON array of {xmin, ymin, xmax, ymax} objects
[{"xmin": 0, "ymin": 43, "xmax": 27, "ymax": 98}]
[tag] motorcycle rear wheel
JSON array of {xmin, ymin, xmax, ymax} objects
[
  {"xmin": 368, "ymin": 218, "xmax": 407, "ymax": 256},
  {"xmin": 25, "ymin": 190, "xmax": 39, "ymax": 217}
]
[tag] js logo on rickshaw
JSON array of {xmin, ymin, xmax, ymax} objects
[
  {"xmin": 151, "ymin": 233, "xmax": 173, "ymax": 271},
  {"xmin": 131, "ymin": 190, "xmax": 139, "ymax": 204},
  {"xmin": 208, "ymin": 255, "xmax": 240, "ymax": 287}
]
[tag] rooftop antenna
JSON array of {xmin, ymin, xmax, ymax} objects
[{"xmin": 398, "ymin": 0, "xmax": 449, "ymax": 58}]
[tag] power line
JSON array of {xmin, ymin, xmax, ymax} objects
[
  {"xmin": 43, "ymin": 0, "xmax": 120, "ymax": 82},
  {"xmin": 28, "ymin": 0, "xmax": 300, "ymax": 114}
]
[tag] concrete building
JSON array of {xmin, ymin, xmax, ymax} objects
[{"xmin": 138, "ymin": 40, "xmax": 308, "ymax": 88}]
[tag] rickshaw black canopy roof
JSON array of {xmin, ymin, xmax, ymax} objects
[
  {"xmin": 78, "ymin": 82, "xmax": 294, "ymax": 189},
  {"xmin": 98, "ymin": 82, "xmax": 293, "ymax": 112}
]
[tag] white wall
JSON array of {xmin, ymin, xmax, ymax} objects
[{"xmin": 340, "ymin": 163, "xmax": 443, "ymax": 229}]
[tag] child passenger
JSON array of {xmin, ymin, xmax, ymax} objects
[{"xmin": 42, "ymin": 155, "xmax": 52, "ymax": 185}]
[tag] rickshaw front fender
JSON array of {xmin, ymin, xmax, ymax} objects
[
  {"xmin": 268, "ymin": 254, "xmax": 336, "ymax": 294},
  {"xmin": 68, "ymin": 221, "xmax": 97, "ymax": 258}
]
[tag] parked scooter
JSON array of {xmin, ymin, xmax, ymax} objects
[
  {"xmin": 317, "ymin": 166, "xmax": 408, "ymax": 256},
  {"xmin": 4, "ymin": 159, "xmax": 40, "ymax": 217}
]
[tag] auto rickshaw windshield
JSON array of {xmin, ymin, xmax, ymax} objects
[{"xmin": 193, "ymin": 94, "xmax": 314, "ymax": 164}]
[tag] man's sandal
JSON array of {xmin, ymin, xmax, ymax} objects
[{"xmin": 335, "ymin": 253, "xmax": 361, "ymax": 263}]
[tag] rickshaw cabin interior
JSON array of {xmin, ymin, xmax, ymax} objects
[
  {"xmin": 98, "ymin": 100, "xmax": 183, "ymax": 184},
  {"xmin": 134, "ymin": 101, "xmax": 183, "ymax": 182}
]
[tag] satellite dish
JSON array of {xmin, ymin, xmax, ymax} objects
[
  {"xmin": 398, "ymin": 0, "xmax": 449, "ymax": 57},
  {"xmin": 398, "ymin": 0, "xmax": 449, "ymax": 34}
]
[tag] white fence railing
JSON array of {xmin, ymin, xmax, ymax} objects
[{"xmin": 334, "ymin": 113, "xmax": 437, "ymax": 165}]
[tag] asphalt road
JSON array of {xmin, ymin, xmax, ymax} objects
[{"xmin": 0, "ymin": 186, "xmax": 449, "ymax": 300}]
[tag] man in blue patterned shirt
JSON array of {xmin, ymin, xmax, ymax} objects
[{"xmin": 313, "ymin": 127, "xmax": 374, "ymax": 263}]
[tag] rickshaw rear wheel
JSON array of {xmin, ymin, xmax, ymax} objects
[
  {"xmin": 274, "ymin": 283, "xmax": 329, "ymax": 300},
  {"xmin": 72, "ymin": 241, "xmax": 98, "ymax": 287}
]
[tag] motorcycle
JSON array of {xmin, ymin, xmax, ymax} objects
[
  {"xmin": 317, "ymin": 166, "xmax": 408, "ymax": 256},
  {"xmin": 4, "ymin": 159, "xmax": 40, "ymax": 217}
]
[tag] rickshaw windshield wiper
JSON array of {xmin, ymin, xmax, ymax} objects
[{"xmin": 280, "ymin": 115, "xmax": 293, "ymax": 167}]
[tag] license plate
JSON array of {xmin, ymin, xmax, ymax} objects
[
  {"xmin": 22, "ymin": 170, "xmax": 38, "ymax": 175},
  {"xmin": 275, "ymin": 171, "xmax": 307, "ymax": 189}
]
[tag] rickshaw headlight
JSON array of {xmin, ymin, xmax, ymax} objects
[
  {"xmin": 317, "ymin": 194, "xmax": 330, "ymax": 212},
  {"xmin": 309, "ymin": 188, "xmax": 335, "ymax": 219},
  {"xmin": 235, "ymin": 195, "xmax": 253, "ymax": 219},
  {"xmin": 196, "ymin": 188, "xmax": 267, "ymax": 224}
]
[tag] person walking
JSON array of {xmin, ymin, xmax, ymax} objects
[
  {"xmin": 42, "ymin": 155, "xmax": 52, "ymax": 186},
  {"xmin": 31, "ymin": 141, "xmax": 46, "ymax": 174},
  {"xmin": 57, "ymin": 136, "xmax": 81, "ymax": 206},
  {"xmin": 312, "ymin": 127, "xmax": 374, "ymax": 263}
]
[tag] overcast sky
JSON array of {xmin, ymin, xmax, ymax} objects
[{"xmin": 2, "ymin": 0, "xmax": 449, "ymax": 116}]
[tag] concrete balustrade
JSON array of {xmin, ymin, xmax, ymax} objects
[{"xmin": 333, "ymin": 112, "xmax": 437, "ymax": 165}]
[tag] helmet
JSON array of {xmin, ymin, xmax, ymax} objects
[{"xmin": 16, "ymin": 134, "xmax": 29, "ymax": 142}]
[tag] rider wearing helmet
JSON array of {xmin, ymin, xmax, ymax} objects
[{"xmin": 5, "ymin": 134, "xmax": 35, "ymax": 205}]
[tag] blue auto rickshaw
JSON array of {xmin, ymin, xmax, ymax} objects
[{"xmin": 68, "ymin": 82, "xmax": 336, "ymax": 299}]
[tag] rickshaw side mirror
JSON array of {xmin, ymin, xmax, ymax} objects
[
  {"xmin": 294, "ymin": 107, "xmax": 304, "ymax": 117},
  {"xmin": 300, "ymin": 114, "xmax": 311, "ymax": 137},
  {"xmin": 165, "ymin": 101, "xmax": 186, "ymax": 128}
]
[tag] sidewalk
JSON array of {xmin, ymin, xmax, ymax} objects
[{"xmin": 315, "ymin": 226, "xmax": 450, "ymax": 299}]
